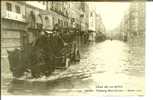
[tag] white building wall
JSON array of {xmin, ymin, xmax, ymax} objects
[
  {"xmin": 26, "ymin": 1, "xmax": 47, "ymax": 10},
  {"xmin": 1, "ymin": 1, "xmax": 26, "ymax": 22}
]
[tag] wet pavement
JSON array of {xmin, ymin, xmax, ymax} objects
[{"xmin": 1, "ymin": 40, "xmax": 144, "ymax": 96}]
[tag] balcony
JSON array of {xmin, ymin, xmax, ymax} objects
[{"xmin": 1, "ymin": 10, "xmax": 25, "ymax": 22}]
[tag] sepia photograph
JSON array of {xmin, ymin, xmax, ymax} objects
[{"xmin": 1, "ymin": 0, "xmax": 145, "ymax": 96}]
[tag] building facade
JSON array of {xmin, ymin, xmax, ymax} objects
[
  {"xmin": 1, "ymin": 1, "xmax": 104, "ymax": 74},
  {"xmin": 88, "ymin": 3, "xmax": 96, "ymax": 42},
  {"xmin": 46, "ymin": 1, "xmax": 69, "ymax": 28},
  {"xmin": 95, "ymin": 13, "xmax": 105, "ymax": 35},
  {"xmin": 119, "ymin": 2, "xmax": 145, "ymax": 42},
  {"xmin": 1, "ymin": 1, "xmax": 26, "ymax": 52},
  {"xmin": 25, "ymin": 1, "xmax": 47, "ymax": 44},
  {"xmin": 1, "ymin": 1, "xmax": 27, "ymax": 74}
]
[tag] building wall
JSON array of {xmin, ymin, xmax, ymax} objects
[
  {"xmin": 84, "ymin": 3, "xmax": 89, "ymax": 31},
  {"xmin": 1, "ymin": 1, "xmax": 28, "ymax": 72},
  {"xmin": 79, "ymin": 2, "xmax": 89, "ymax": 32},
  {"xmin": 47, "ymin": 1, "xmax": 69, "ymax": 28},
  {"xmin": 88, "ymin": 4, "xmax": 96, "ymax": 32},
  {"xmin": 1, "ymin": 1, "xmax": 97, "ymax": 51},
  {"xmin": 1, "ymin": 1, "xmax": 26, "ymax": 22},
  {"xmin": 119, "ymin": 2, "xmax": 145, "ymax": 43},
  {"xmin": 1, "ymin": 1, "xmax": 96, "ymax": 73},
  {"xmin": 95, "ymin": 14, "xmax": 104, "ymax": 34},
  {"xmin": 26, "ymin": 1, "xmax": 47, "ymax": 10},
  {"xmin": 69, "ymin": 2, "xmax": 84, "ymax": 29},
  {"xmin": 1, "ymin": 1, "xmax": 26, "ymax": 51},
  {"xmin": 25, "ymin": 1, "xmax": 46, "ymax": 44},
  {"xmin": 129, "ymin": 2, "xmax": 145, "ymax": 36},
  {"xmin": 46, "ymin": 2, "xmax": 88, "ymax": 31}
]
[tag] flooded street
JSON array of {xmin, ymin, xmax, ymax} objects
[{"xmin": 1, "ymin": 40, "xmax": 144, "ymax": 96}]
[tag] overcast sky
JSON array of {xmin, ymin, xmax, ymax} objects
[{"xmin": 92, "ymin": 2, "xmax": 130, "ymax": 31}]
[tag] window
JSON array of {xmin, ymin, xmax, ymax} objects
[
  {"xmin": 6, "ymin": 2, "xmax": 12, "ymax": 11},
  {"xmin": 15, "ymin": 5, "xmax": 21, "ymax": 14}
]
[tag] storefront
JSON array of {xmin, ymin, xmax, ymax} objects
[
  {"xmin": 1, "ymin": 19, "xmax": 27, "ymax": 77},
  {"xmin": 1, "ymin": 19, "xmax": 27, "ymax": 51}
]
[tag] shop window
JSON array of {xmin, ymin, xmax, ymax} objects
[
  {"xmin": 6, "ymin": 2, "xmax": 12, "ymax": 11},
  {"xmin": 15, "ymin": 5, "xmax": 21, "ymax": 14}
]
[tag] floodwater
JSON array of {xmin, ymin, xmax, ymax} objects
[{"xmin": 1, "ymin": 40, "xmax": 144, "ymax": 96}]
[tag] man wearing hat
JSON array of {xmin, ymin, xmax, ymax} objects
[{"xmin": 51, "ymin": 24, "xmax": 65, "ymax": 56}]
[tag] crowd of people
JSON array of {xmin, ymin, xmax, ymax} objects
[
  {"xmin": 8, "ymin": 23, "xmax": 106, "ymax": 78},
  {"xmin": 8, "ymin": 24, "xmax": 82, "ymax": 78},
  {"xmin": 29, "ymin": 24, "xmax": 80, "ymax": 77}
]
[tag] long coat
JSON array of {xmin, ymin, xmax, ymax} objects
[{"xmin": 51, "ymin": 34, "xmax": 64, "ymax": 56}]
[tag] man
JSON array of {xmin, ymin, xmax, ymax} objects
[
  {"xmin": 30, "ymin": 31, "xmax": 54, "ymax": 77},
  {"xmin": 52, "ymin": 24, "xmax": 65, "ymax": 56}
]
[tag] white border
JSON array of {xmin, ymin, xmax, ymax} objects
[{"xmin": 1, "ymin": 2, "xmax": 153, "ymax": 100}]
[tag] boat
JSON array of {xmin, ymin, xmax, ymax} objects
[{"xmin": 7, "ymin": 30, "xmax": 80, "ymax": 79}]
